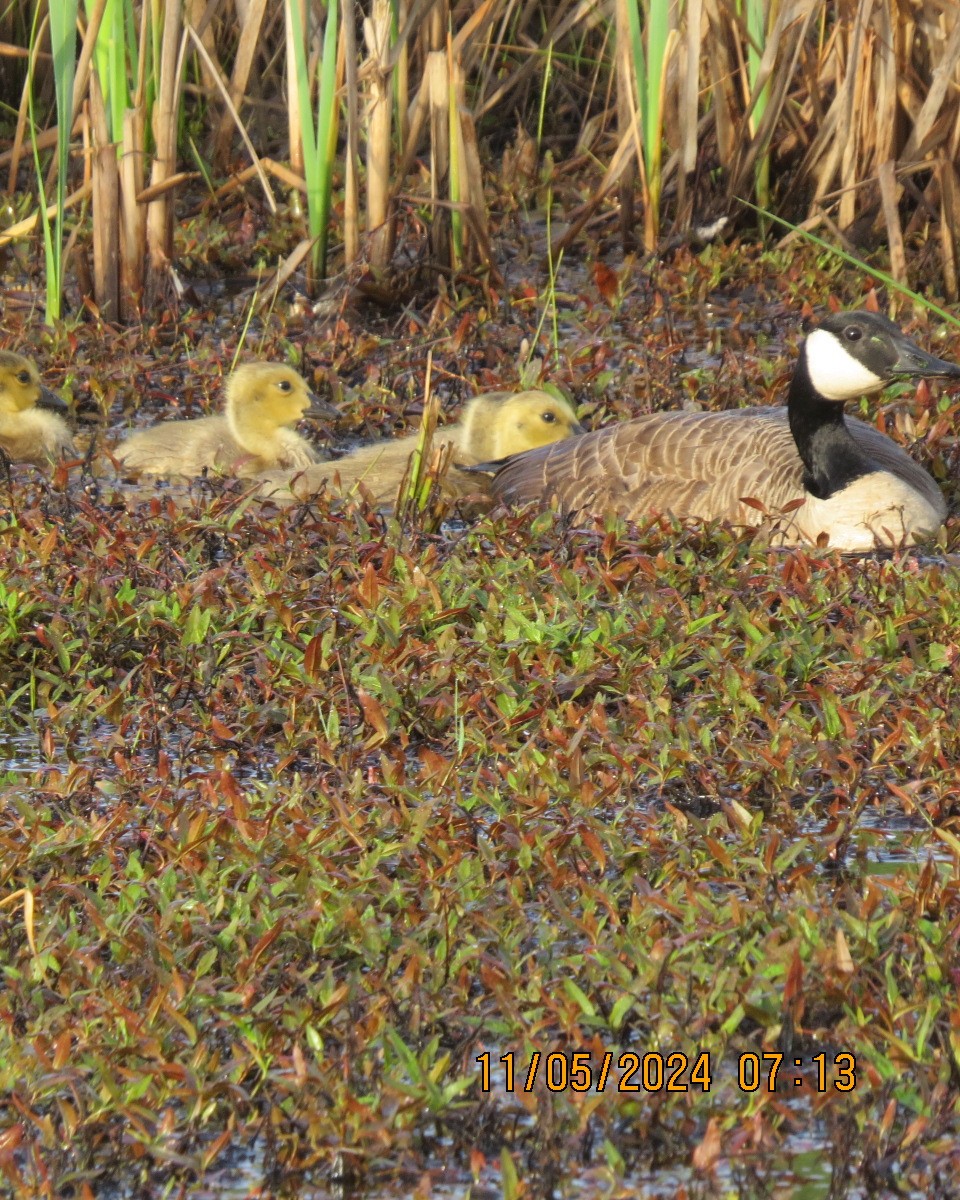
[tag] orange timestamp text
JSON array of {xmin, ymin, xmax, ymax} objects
[{"xmin": 475, "ymin": 1050, "xmax": 857, "ymax": 1094}]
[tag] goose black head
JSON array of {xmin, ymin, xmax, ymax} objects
[{"xmin": 803, "ymin": 311, "xmax": 960, "ymax": 402}]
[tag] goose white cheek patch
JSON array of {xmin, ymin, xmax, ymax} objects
[{"xmin": 805, "ymin": 329, "xmax": 886, "ymax": 400}]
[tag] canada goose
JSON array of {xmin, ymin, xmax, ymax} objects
[
  {"xmin": 257, "ymin": 388, "xmax": 583, "ymax": 505},
  {"xmin": 115, "ymin": 362, "xmax": 336, "ymax": 478},
  {"xmin": 0, "ymin": 350, "xmax": 75, "ymax": 466},
  {"xmin": 478, "ymin": 312, "xmax": 960, "ymax": 552}
]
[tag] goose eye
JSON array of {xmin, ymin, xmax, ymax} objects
[
  {"xmin": 843, "ymin": 326, "xmax": 863, "ymax": 342},
  {"xmin": 16, "ymin": 371, "xmax": 30, "ymax": 384},
  {"xmin": 277, "ymin": 379, "xmax": 292, "ymax": 392},
  {"xmin": 541, "ymin": 411, "xmax": 556, "ymax": 423}
]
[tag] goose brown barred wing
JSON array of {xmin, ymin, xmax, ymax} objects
[{"xmin": 488, "ymin": 409, "xmax": 808, "ymax": 524}]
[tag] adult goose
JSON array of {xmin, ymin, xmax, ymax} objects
[
  {"xmin": 116, "ymin": 362, "xmax": 336, "ymax": 478},
  {"xmin": 479, "ymin": 311, "xmax": 960, "ymax": 551},
  {"xmin": 0, "ymin": 350, "xmax": 75, "ymax": 466},
  {"xmin": 257, "ymin": 388, "xmax": 583, "ymax": 505}
]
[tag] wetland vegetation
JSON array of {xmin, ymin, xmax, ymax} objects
[{"xmin": 3, "ymin": 1, "xmax": 960, "ymax": 1197}]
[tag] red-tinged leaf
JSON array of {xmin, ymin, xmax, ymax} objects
[
  {"xmin": 692, "ymin": 1117, "xmax": 722, "ymax": 1170},
  {"xmin": 469, "ymin": 1147, "xmax": 486, "ymax": 1179},
  {"xmin": 0, "ymin": 1123, "xmax": 24, "ymax": 1163},
  {"xmin": 419, "ymin": 748, "xmax": 450, "ymax": 779},
  {"xmin": 784, "ymin": 950, "xmax": 804, "ymax": 1003},
  {"xmin": 863, "ymin": 289, "xmax": 880, "ymax": 313},
  {"xmin": 293, "ymin": 1042, "xmax": 308, "ymax": 1087},
  {"xmin": 244, "ymin": 920, "xmax": 285, "ymax": 973},
  {"xmin": 450, "ymin": 312, "xmax": 474, "ymax": 350},
  {"xmin": 781, "ymin": 497, "xmax": 807, "ymax": 513},
  {"xmin": 594, "ymin": 261, "xmax": 619, "ymax": 305},
  {"xmin": 578, "ymin": 826, "xmax": 606, "ymax": 872},
  {"xmin": 357, "ymin": 687, "xmax": 389, "ymax": 740},
  {"xmin": 53, "ymin": 1030, "xmax": 72, "ymax": 1070},
  {"xmin": 304, "ymin": 633, "xmax": 323, "ymax": 678},
  {"xmin": 704, "ymin": 835, "xmax": 733, "ymax": 870},
  {"xmin": 901, "ymin": 1115, "xmax": 928, "ymax": 1148},
  {"xmin": 739, "ymin": 495, "xmax": 768, "ymax": 512},
  {"xmin": 358, "ymin": 562, "xmax": 380, "ymax": 607},
  {"xmin": 210, "ymin": 716, "xmax": 235, "ymax": 741},
  {"xmin": 201, "ymin": 1130, "xmax": 233, "ymax": 1170},
  {"xmin": 835, "ymin": 929, "xmax": 854, "ymax": 974}
]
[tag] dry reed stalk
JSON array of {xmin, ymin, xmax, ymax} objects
[
  {"xmin": 211, "ymin": 0, "xmax": 270, "ymax": 168},
  {"xmin": 214, "ymin": 155, "xmax": 308, "ymax": 195},
  {"xmin": 396, "ymin": 0, "xmax": 410, "ymax": 148},
  {"xmin": 873, "ymin": 0, "xmax": 896, "ymax": 165},
  {"xmin": 476, "ymin": 0, "xmax": 595, "ymax": 119},
  {"xmin": 285, "ymin": 0, "xmax": 306, "ymax": 181},
  {"xmin": 701, "ymin": 0, "xmax": 737, "ymax": 168},
  {"xmin": 0, "ymin": 183, "xmax": 91, "ymax": 247},
  {"xmin": 145, "ymin": 0, "xmax": 185, "ymax": 304},
  {"xmin": 186, "ymin": 22, "xmax": 277, "ymax": 210},
  {"xmin": 877, "ymin": 159, "xmax": 907, "ymax": 285},
  {"xmin": 937, "ymin": 157, "xmax": 959, "ymax": 301},
  {"xmin": 364, "ymin": 0, "xmax": 394, "ymax": 270},
  {"xmin": 725, "ymin": 0, "xmax": 818, "ymax": 207},
  {"xmin": 551, "ymin": 121, "xmax": 640, "ymax": 257},
  {"xmin": 342, "ymin": 0, "xmax": 360, "ymax": 265},
  {"xmin": 119, "ymin": 107, "xmax": 146, "ymax": 316},
  {"xmin": 425, "ymin": 48, "xmax": 450, "ymax": 266},
  {"xmin": 614, "ymin": 1, "xmax": 637, "ymax": 249},
  {"xmin": 252, "ymin": 236, "xmax": 315, "ymax": 310},
  {"xmin": 88, "ymin": 71, "xmax": 119, "ymax": 320},
  {"xmin": 839, "ymin": 26, "xmax": 871, "ymax": 229},
  {"xmin": 805, "ymin": 0, "xmax": 870, "ymax": 216},
  {"xmin": 187, "ymin": 0, "xmax": 222, "ymax": 98},
  {"xmin": 902, "ymin": 12, "xmax": 960, "ymax": 161},
  {"xmin": 677, "ymin": 0, "xmax": 703, "ymax": 220},
  {"xmin": 450, "ymin": 47, "xmax": 490, "ymax": 269}
]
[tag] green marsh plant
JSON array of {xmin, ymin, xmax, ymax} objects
[
  {"xmin": 29, "ymin": 0, "xmax": 78, "ymax": 324},
  {"xmin": 618, "ymin": 0, "xmax": 673, "ymax": 249},
  {"xmin": 286, "ymin": 0, "xmax": 339, "ymax": 285}
]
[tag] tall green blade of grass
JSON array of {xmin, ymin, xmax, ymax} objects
[
  {"xmin": 738, "ymin": 198, "xmax": 960, "ymax": 328},
  {"xmin": 624, "ymin": 0, "xmax": 671, "ymax": 244},
  {"xmin": 288, "ymin": 0, "xmax": 340, "ymax": 280},
  {"xmin": 86, "ymin": 0, "xmax": 130, "ymax": 144},
  {"xmin": 743, "ymin": 0, "xmax": 770, "ymax": 210},
  {"xmin": 448, "ymin": 64, "xmax": 463, "ymax": 266},
  {"xmin": 29, "ymin": 0, "xmax": 79, "ymax": 323}
]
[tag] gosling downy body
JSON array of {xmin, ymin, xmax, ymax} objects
[
  {"xmin": 257, "ymin": 388, "xmax": 583, "ymax": 505},
  {"xmin": 116, "ymin": 362, "xmax": 336, "ymax": 479},
  {"xmin": 0, "ymin": 350, "xmax": 75, "ymax": 466},
  {"xmin": 480, "ymin": 312, "xmax": 960, "ymax": 552}
]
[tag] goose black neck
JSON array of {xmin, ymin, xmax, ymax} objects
[{"xmin": 787, "ymin": 355, "xmax": 875, "ymax": 499}]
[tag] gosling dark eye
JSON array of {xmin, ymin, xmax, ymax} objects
[
  {"xmin": 541, "ymin": 411, "xmax": 556, "ymax": 423},
  {"xmin": 843, "ymin": 326, "xmax": 863, "ymax": 342},
  {"xmin": 17, "ymin": 371, "xmax": 30, "ymax": 384},
  {"xmin": 277, "ymin": 379, "xmax": 292, "ymax": 392}
]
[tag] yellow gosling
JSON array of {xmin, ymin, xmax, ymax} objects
[
  {"xmin": 115, "ymin": 362, "xmax": 336, "ymax": 479},
  {"xmin": 0, "ymin": 350, "xmax": 75, "ymax": 466},
  {"xmin": 257, "ymin": 389, "xmax": 583, "ymax": 506}
]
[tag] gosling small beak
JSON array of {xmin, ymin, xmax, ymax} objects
[
  {"xmin": 36, "ymin": 387, "xmax": 70, "ymax": 415},
  {"xmin": 304, "ymin": 391, "xmax": 341, "ymax": 421},
  {"xmin": 570, "ymin": 421, "xmax": 586, "ymax": 436},
  {"xmin": 890, "ymin": 333, "xmax": 960, "ymax": 380}
]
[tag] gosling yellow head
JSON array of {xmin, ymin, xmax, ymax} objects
[
  {"xmin": 0, "ymin": 350, "xmax": 75, "ymax": 466},
  {"xmin": 462, "ymin": 389, "xmax": 584, "ymax": 461},
  {"xmin": 226, "ymin": 362, "xmax": 336, "ymax": 445}
]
